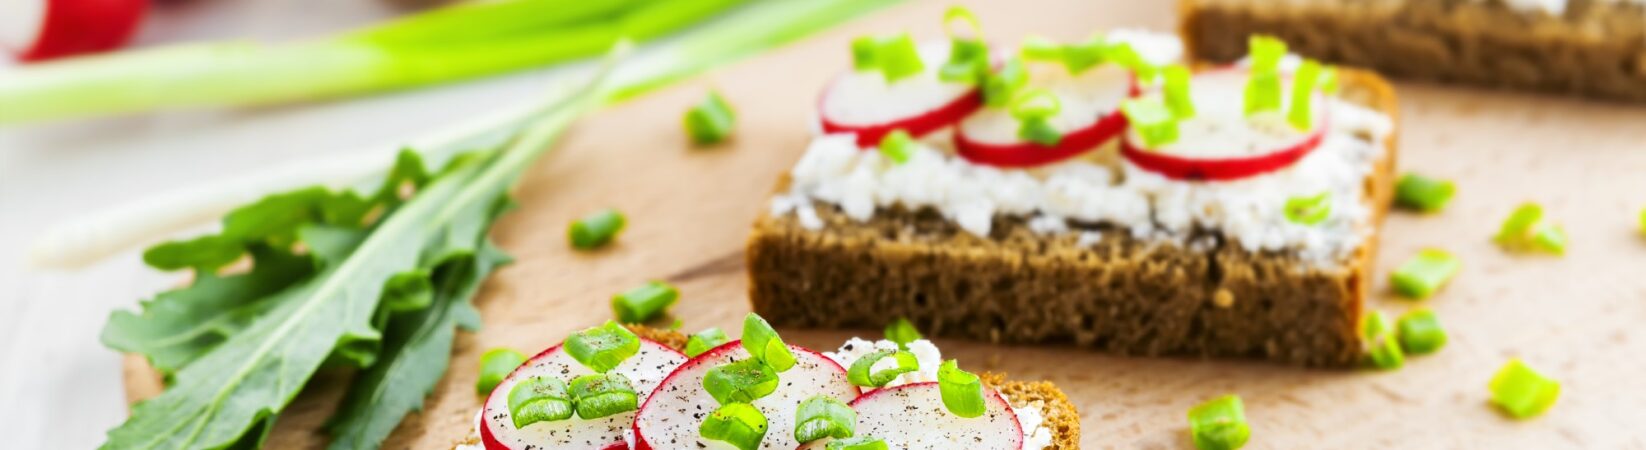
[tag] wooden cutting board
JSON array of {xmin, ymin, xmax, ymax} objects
[{"xmin": 124, "ymin": 0, "xmax": 1646, "ymax": 448}]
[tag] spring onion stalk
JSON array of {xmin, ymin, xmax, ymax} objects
[
  {"xmin": 477, "ymin": 348, "xmax": 528, "ymax": 395},
  {"xmin": 1011, "ymin": 88, "xmax": 1063, "ymax": 146},
  {"xmin": 1490, "ymin": 359, "xmax": 1560, "ymax": 419},
  {"xmin": 1394, "ymin": 173, "xmax": 1456, "ymax": 212},
  {"xmin": 564, "ymin": 321, "xmax": 642, "ymax": 373},
  {"xmin": 1390, "ymin": 248, "xmax": 1460, "ymax": 300},
  {"xmin": 937, "ymin": 360, "xmax": 985, "ymax": 418},
  {"xmin": 1283, "ymin": 192, "xmax": 1331, "ymax": 225},
  {"xmin": 1361, "ymin": 311, "xmax": 1404, "ymax": 370},
  {"xmin": 742, "ymin": 313, "xmax": 797, "ymax": 372},
  {"xmin": 703, "ymin": 358, "xmax": 781, "ymax": 404},
  {"xmin": 1122, "ymin": 98, "xmax": 1179, "ymax": 148},
  {"xmin": 847, "ymin": 350, "xmax": 920, "ymax": 388},
  {"xmin": 686, "ymin": 327, "xmax": 731, "ymax": 357},
  {"xmin": 685, "ymin": 90, "xmax": 738, "ymax": 145},
  {"xmin": 1396, "ymin": 308, "xmax": 1447, "ymax": 355},
  {"xmin": 884, "ymin": 318, "xmax": 922, "ymax": 349},
  {"xmin": 570, "ymin": 208, "xmax": 628, "ymax": 249},
  {"xmin": 878, "ymin": 130, "xmax": 916, "ymax": 164},
  {"xmin": 346, "ymin": 0, "xmax": 643, "ymax": 47},
  {"xmin": 1187, "ymin": 395, "xmax": 1250, "ymax": 450},
  {"xmin": 570, "ymin": 373, "xmax": 640, "ymax": 419},
  {"xmin": 508, "ymin": 376, "xmax": 575, "ymax": 428},
  {"xmin": 701, "ymin": 403, "xmax": 769, "ymax": 450},
  {"xmin": 611, "ymin": 281, "xmax": 679, "ymax": 324},
  {"xmin": 828, "ymin": 437, "xmax": 890, "ymax": 450},
  {"xmin": 794, "ymin": 395, "xmax": 856, "ymax": 443}
]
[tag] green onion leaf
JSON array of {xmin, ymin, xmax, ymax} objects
[
  {"xmin": 982, "ymin": 59, "xmax": 1028, "ymax": 107},
  {"xmin": 1019, "ymin": 36, "xmax": 1063, "ymax": 60},
  {"xmin": 847, "ymin": 350, "xmax": 920, "ymax": 388},
  {"xmin": 742, "ymin": 313, "xmax": 797, "ymax": 372},
  {"xmin": 685, "ymin": 90, "xmax": 737, "ymax": 145},
  {"xmin": 564, "ymin": 321, "xmax": 641, "ymax": 373},
  {"xmin": 884, "ymin": 318, "xmax": 922, "ymax": 349},
  {"xmin": 1011, "ymin": 89, "xmax": 1064, "ymax": 146},
  {"xmin": 1187, "ymin": 395, "xmax": 1251, "ymax": 450},
  {"xmin": 1104, "ymin": 41, "xmax": 1155, "ymax": 81},
  {"xmin": 701, "ymin": 403, "xmax": 770, "ymax": 450},
  {"xmin": 1244, "ymin": 35, "xmax": 1287, "ymax": 116},
  {"xmin": 1283, "ymin": 192, "xmax": 1331, "ymax": 225},
  {"xmin": 794, "ymin": 395, "xmax": 856, "ymax": 443},
  {"xmin": 942, "ymin": 6, "xmax": 982, "ymax": 41},
  {"xmin": 1287, "ymin": 59, "xmax": 1323, "ymax": 130},
  {"xmin": 1060, "ymin": 36, "xmax": 1109, "ymax": 75},
  {"xmin": 878, "ymin": 129, "xmax": 916, "ymax": 164},
  {"xmin": 1394, "ymin": 173, "xmax": 1456, "ymax": 212},
  {"xmin": 937, "ymin": 360, "xmax": 986, "ymax": 418},
  {"xmin": 1490, "ymin": 359, "xmax": 1560, "ymax": 419},
  {"xmin": 703, "ymin": 358, "xmax": 781, "ymax": 404},
  {"xmin": 1121, "ymin": 98, "xmax": 1179, "ymax": 148},
  {"xmin": 852, "ymin": 36, "xmax": 882, "ymax": 70},
  {"xmin": 1361, "ymin": 311, "xmax": 1405, "ymax": 370},
  {"xmin": 1163, "ymin": 64, "xmax": 1195, "ymax": 119},
  {"xmin": 852, "ymin": 34, "xmax": 926, "ymax": 83},
  {"xmin": 938, "ymin": 6, "xmax": 990, "ymax": 84},
  {"xmin": 1390, "ymin": 248, "xmax": 1460, "ymax": 300},
  {"xmin": 507, "ymin": 376, "xmax": 573, "ymax": 428},
  {"xmin": 611, "ymin": 280, "xmax": 679, "ymax": 324},
  {"xmin": 686, "ymin": 327, "xmax": 732, "ymax": 358},
  {"xmin": 827, "ymin": 436, "xmax": 890, "ymax": 450},
  {"xmin": 568, "ymin": 208, "xmax": 626, "ymax": 250},
  {"xmin": 1396, "ymin": 308, "xmax": 1447, "ymax": 355},
  {"xmin": 1494, "ymin": 203, "xmax": 1565, "ymax": 255},
  {"xmin": 477, "ymin": 348, "xmax": 528, "ymax": 396},
  {"xmin": 569, "ymin": 372, "xmax": 639, "ymax": 419}
]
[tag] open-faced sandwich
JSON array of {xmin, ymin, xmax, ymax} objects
[
  {"xmin": 458, "ymin": 315, "xmax": 1078, "ymax": 449},
  {"xmin": 747, "ymin": 9, "xmax": 1398, "ymax": 366}
]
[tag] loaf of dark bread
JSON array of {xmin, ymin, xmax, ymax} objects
[{"xmin": 1178, "ymin": 0, "xmax": 1646, "ymax": 101}]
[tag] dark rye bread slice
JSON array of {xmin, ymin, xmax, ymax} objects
[
  {"xmin": 747, "ymin": 70, "xmax": 1398, "ymax": 368},
  {"xmin": 453, "ymin": 326, "xmax": 1081, "ymax": 449},
  {"xmin": 1178, "ymin": 0, "xmax": 1646, "ymax": 101}
]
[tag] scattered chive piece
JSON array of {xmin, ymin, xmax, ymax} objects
[
  {"xmin": 1162, "ymin": 64, "xmax": 1195, "ymax": 119},
  {"xmin": 685, "ymin": 327, "xmax": 731, "ymax": 358},
  {"xmin": 1121, "ymin": 98, "xmax": 1179, "ymax": 148},
  {"xmin": 937, "ymin": 6, "xmax": 989, "ymax": 84},
  {"xmin": 1283, "ymin": 192, "xmax": 1332, "ymax": 226},
  {"xmin": 827, "ymin": 436, "xmax": 889, "ymax": 450},
  {"xmin": 937, "ymin": 360, "xmax": 986, "ymax": 418},
  {"xmin": 878, "ymin": 129, "xmax": 916, "ymax": 164},
  {"xmin": 1639, "ymin": 208, "xmax": 1645, "ymax": 235},
  {"xmin": 563, "ymin": 321, "xmax": 641, "ymax": 373},
  {"xmin": 569, "ymin": 372, "xmax": 639, "ymax": 419},
  {"xmin": 477, "ymin": 348, "xmax": 527, "ymax": 396},
  {"xmin": 703, "ymin": 358, "xmax": 780, "ymax": 404},
  {"xmin": 1390, "ymin": 248, "xmax": 1461, "ymax": 300},
  {"xmin": 611, "ymin": 281, "xmax": 678, "ymax": 324},
  {"xmin": 1394, "ymin": 173, "xmax": 1456, "ymax": 212},
  {"xmin": 1244, "ymin": 36, "xmax": 1286, "ymax": 116},
  {"xmin": 847, "ymin": 350, "xmax": 920, "ymax": 388},
  {"xmin": 684, "ymin": 91, "xmax": 737, "ymax": 146},
  {"xmin": 1396, "ymin": 308, "xmax": 1447, "ymax": 355},
  {"xmin": 793, "ymin": 395, "xmax": 856, "ymax": 443},
  {"xmin": 1010, "ymin": 89, "xmax": 1064, "ymax": 146},
  {"xmin": 700, "ymin": 402, "xmax": 769, "ymax": 450},
  {"xmin": 507, "ymin": 376, "xmax": 573, "ymax": 428},
  {"xmin": 1361, "ymin": 311, "xmax": 1405, "ymax": 370},
  {"xmin": 1490, "ymin": 359, "xmax": 1560, "ymax": 419},
  {"xmin": 982, "ymin": 59, "xmax": 1028, "ymax": 107},
  {"xmin": 1060, "ymin": 36, "xmax": 1109, "ymax": 75},
  {"xmin": 1105, "ymin": 41, "xmax": 1156, "ymax": 81},
  {"xmin": 1494, "ymin": 203, "xmax": 1567, "ymax": 255},
  {"xmin": 1287, "ymin": 59, "xmax": 1322, "ymax": 130},
  {"xmin": 742, "ymin": 313, "xmax": 797, "ymax": 373},
  {"xmin": 852, "ymin": 33, "xmax": 925, "ymax": 83},
  {"xmin": 1530, "ymin": 224, "xmax": 1568, "ymax": 255},
  {"xmin": 568, "ymin": 208, "xmax": 626, "ymax": 250},
  {"xmin": 1019, "ymin": 36, "xmax": 1063, "ymax": 61},
  {"xmin": 884, "ymin": 318, "xmax": 922, "ymax": 349},
  {"xmin": 1187, "ymin": 395, "xmax": 1251, "ymax": 450},
  {"xmin": 851, "ymin": 36, "xmax": 881, "ymax": 70}
]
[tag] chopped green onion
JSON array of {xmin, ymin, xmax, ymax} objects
[
  {"xmin": 1390, "ymin": 248, "xmax": 1461, "ymax": 300},
  {"xmin": 1361, "ymin": 311, "xmax": 1404, "ymax": 370},
  {"xmin": 1638, "ymin": 208, "xmax": 1645, "ymax": 235},
  {"xmin": 852, "ymin": 36, "xmax": 881, "ymax": 70},
  {"xmin": 1121, "ymin": 98, "xmax": 1179, "ymax": 148},
  {"xmin": 742, "ymin": 313, "xmax": 797, "ymax": 372},
  {"xmin": 1163, "ymin": 64, "xmax": 1195, "ymax": 119},
  {"xmin": 1287, "ymin": 59, "xmax": 1323, "ymax": 130},
  {"xmin": 701, "ymin": 402, "xmax": 769, "ymax": 450},
  {"xmin": 884, "ymin": 318, "xmax": 922, "ymax": 349},
  {"xmin": 1394, "ymin": 173, "xmax": 1456, "ymax": 212},
  {"xmin": 611, "ymin": 280, "xmax": 678, "ymax": 324},
  {"xmin": 1060, "ymin": 36, "xmax": 1109, "ymax": 75},
  {"xmin": 1531, "ymin": 224, "xmax": 1568, "ymax": 255},
  {"xmin": 1494, "ymin": 202, "xmax": 1544, "ymax": 249},
  {"xmin": 1019, "ymin": 36, "xmax": 1063, "ymax": 61},
  {"xmin": 569, "ymin": 372, "xmax": 639, "ymax": 419},
  {"xmin": 1244, "ymin": 36, "xmax": 1286, "ymax": 116},
  {"xmin": 568, "ymin": 208, "xmax": 626, "ymax": 250},
  {"xmin": 685, "ymin": 90, "xmax": 737, "ymax": 145},
  {"xmin": 1187, "ymin": 395, "xmax": 1251, "ymax": 450},
  {"xmin": 686, "ymin": 327, "xmax": 732, "ymax": 357},
  {"xmin": 942, "ymin": 6, "xmax": 983, "ymax": 41},
  {"xmin": 827, "ymin": 436, "xmax": 890, "ymax": 450},
  {"xmin": 852, "ymin": 34, "xmax": 925, "ymax": 83},
  {"xmin": 1010, "ymin": 89, "xmax": 1063, "ymax": 146},
  {"xmin": 1283, "ymin": 192, "xmax": 1331, "ymax": 225},
  {"xmin": 982, "ymin": 59, "xmax": 1028, "ymax": 107},
  {"xmin": 937, "ymin": 360, "xmax": 986, "ymax": 418},
  {"xmin": 847, "ymin": 350, "xmax": 920, "ymax": 388},
  {"xmin": 563, "ymin": 321, "xmax": 641, "ymax": 373},
  {"xmin": 1396, "ymin": 308, "xmax": 1447, "ymax": 355},
  {"xmin": 1248, "ymin": 35, "xmax": 1287, "ymax": 72},
  {"xmin": 477, "ymin": 348, "xmax": 528, "ymax": 396},
  {"xmin": 703, "ymin": 358, "xmax": 780, "ymax": 404},
  {"xmin": 794, "ymin": 395, "xmax": 856, "ymax": 443},
  {"xmin": 938, "ymin": 6, "xmax": 989, "ymax": 84},
  {"xmin": 878, "ymin": 129, "xmax": 916, "ymax": 164},
  {"xmin": 507, "ymin": 376, "xmax": 573, "ymax": 428},
  {"xmin": 1104, "ymin": 41, "xmax": 1156, "ymax": 81},
  {"xmin": 1490, "ymin": 359, "xmax": 1560, "ymax": 419},
  {"xmin": 1319, "ymin": 67, "xmax": 1340, "ymax": 94}
]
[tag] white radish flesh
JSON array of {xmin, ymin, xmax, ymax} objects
[
  {"xmin": 846, "ymin": 382, "xmax": 1023, "ymax": 450},
  {"xmin": 818, "ymin": 40, "xmax": 982, "ymax": 146},
  {"xmin": 1131, "ymin": 69, "xmax": 1323, "ymax": 159},
  {"xmin": 957, "ymin": 63, "xmax": 1133, "ymax": 145},
  {"xmin": 480, "ymin": 339, "xmax": 688, "ymax": 450},
  {"xmin": 632, "ymin": 341, "xmax": 860, "ymax": 450}
]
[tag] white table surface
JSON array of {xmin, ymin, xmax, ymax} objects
[{"xmin": 0, "ymin": 0, "xmax": 575, "ymax": 447}]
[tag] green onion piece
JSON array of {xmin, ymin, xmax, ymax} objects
[
  {"xmin": 1187, "ymin": 395, "xmax": 1251, "ymax": 450},
  {"xmin": 846, "ymin": 350, "xmax": 920, "ymax": 388},
  {"xmin": 703, "ymin": 358, "xmax": 781, "ymax": 404},
  {"xmin": 507, "ymin": 376, "xmax": 573, "ymax": 428},
  {"xmin": 569, "ymin": 372, "xmax": 639, "ymax": 419},
  {"xmin": 1531, "ymin": 224, "xmax": 1568, "ymax": 255},
  {"xmin": 1396, "ymin": 308, "xmax": 1447, "ymax": 355},
  {"xmin": 1244, "ymin": 36, "xmax": 1286, "ymax": 116},
  {"xmin": 1287, "ymin": 59, "xmax": 1323, "ymax": 130},
  {"xmin": 937, "ymin": 360, "xmax": 986, "ymax": 418},
  {"xmin": 827, "ymin": 436, "xmax": 890, "ymax": 450},
  {"xmin": 1494, "ymin": 202, "xmax": 1544, "ymax": 248},
  {"xmin": 878, "ymin": 129, "xmax": 916, "ymax": 164},
  {"xmin": 942, "ymin": 6, "xmax": 982, "ymax": 41},
  {"xmin": 701, "ymin": 403, "xmax": 770, "ymax": 450},
  {"xmin": 1489, "ymin": 359, "xmax": 1561, "ymax": 419},
  {"xmin": 1638, "ymin": 208, "xmax": 1645, "ymax": 235},
  {"xmin": 1390, "ymin": 248, "xmax": 1461, "ymax": 300},
  {"xmin": 1060, "ymin": 36, "xmax": 1109, "ymax": 75},
  {"xmin": 568, "ymin": 208, "xmax": 626, "ymax": 250},
  {"xmin": 794, "ymin": 395, "xmax": 856, "ymax": 443},
  {"xmin": 1248, "ymin": 35, "xmax": 1287, "ymax": 72},
  {"xmin": 884, "ymin": 318, "xmax": 922, "ymax": 349},
  {"xmin": 1011, "ymin": 89, "xmax": 1064, "ymax": 146},
  {"xmin": 477, "ymin": 348, "xmax": 528, "ymax": 396},
  {"xmin": 938, "ymin": 6, "xmax": 989, "ymax": 84},
  {"xmin": 1163, "ymin": 64, "xmax": 1195, "ymax": 119},
  {"xmin": 742, "ymin": 313, "xmax": 797, "ymax": 372},
  {"xmin": 851, "ymin": 36, "xmax": 881, "ymax": 71},
  {"xmin": 1121, "ymin": 98, "xmax": 1179, "ymax": 148},
  {"xmin": 1019, "ymin": 36, "xmax": 1063, "ymax": 61},
  {"xmin": 611, "ymin": 280, "xmax": 679, "ymax": 324},
  {"xmin": 685, "ymin": 327, "xmax": 732, "ymax": 358},
  {"xmin": 1283, "ymin": 192, "xmax": 1331, "ymax": 225},
  {"xmin": 1104, "ymin": 42, "xmax": 1156, "ymax": 81},
  {"xmin": 982, "ymin": 59, "xmax": 1028, "ymax": 107},
  {"xmin": 563, "ymin": 321, "xmax": 641, "ymax": 373},
  {"xmin": 1361, "ymin": 311, "xmax": 1405, "ymax": 370},
  {"xmin": 1320, "ymin": 67, "xmax": 1340, "ymax": 94},
  {"xmin": 685, "ymin": 90, "xmax": 737, "ymax": 145},
  {"xmin": 1394, "ymin": 173, "xmax": 1456, "ymax": 212},
  {"xmin": 875, "ymin": 34, "xmax": 926, "ymax": 83}
]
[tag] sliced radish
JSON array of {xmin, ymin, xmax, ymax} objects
[
  {"xmin": 1120, "ymin": 68, "xmax": 1328, "ymax": 181},
  {"xmin": 480, "ymin": 338, "xmax": 688, "ymax": 450},
  {"xmin": 954, "ymin": 64, "xmax": 1135, "ymax": 168},
  {"xmin": 633, "ymin": 341, "xmax": 860, "ymax": 450},
  {"xmin": 1, "ymin": 0, "xmax": 148, "ymax": 62},
  {"xmin": 819, "ymin": 41, "xmax": 984, "ymax": 147},
  {"xmin": 844, "ymin": 382, "xmax": 1023, "ymax": 449}
]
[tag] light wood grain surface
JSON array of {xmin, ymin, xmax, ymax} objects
[{"xmin": 110, "ymin": 0, "xmax": 1646, "ymax": 448}]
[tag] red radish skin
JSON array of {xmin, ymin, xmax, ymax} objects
[
  {"xmin": 633, "ymin": 341, "xmax": 860, "ymax": 450},
  {"xmin": 815, "ymin": 41, "xmax": 998, "ymax": 148},
  {"xmin": 818, "ymin": 79, "xmax": 983, "ymax": 148},
  {"xmin": 7, "ymin": 0, "xmax": 148, "ymax": 62},
  {"xmin": 480, "ymin": 339, "xmax": 687, "ymax": 450},
  {"xmin": 844, "ymin": 382, "xmax": 1024, "ymax": 450},
  {"xmin": 954, "ymin": 108, "xmax": 1127, "ymax": 168},
  {"xmin": 1120, "ymin": 125, "xmax": 1326, "ymax": 181}
]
